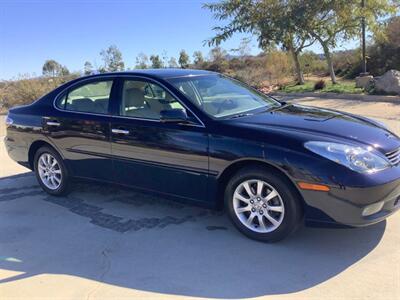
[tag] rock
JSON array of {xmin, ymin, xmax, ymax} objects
[
  {"xmin": 374, "ymin": 70, "xmax": 400, "ymax": 95},
  {"xmin": 364, "ymin": 78, "xmax": 375, "ymax": 93},
  {"xmin": 355, "ymin": 75, "xmax": 373, "ymax": 88}
]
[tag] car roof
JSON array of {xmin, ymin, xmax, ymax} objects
[{"xmin": 83, "ymin": 69, "xmax": 216, "ymax": 80}]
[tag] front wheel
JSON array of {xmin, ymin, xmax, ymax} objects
[
  {"xmin": 34, "ymin": 146, "xmax": 70, "ymax": 196},
  {"xmin": 225, "ymin": 167, "xmax": 303, "ymax": 242}
]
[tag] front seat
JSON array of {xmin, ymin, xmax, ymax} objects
[
  {"xmin": 146, "ymin": 94, "xmax": 173, "ymax": 116},
  {"xmin": 123, "ymin": 88, "xmax": 158, "ymax": 119}
]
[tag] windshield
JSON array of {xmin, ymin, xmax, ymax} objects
[{"xmin": 167, "ymin": 75, "xmax": 280, "ymax": 118}]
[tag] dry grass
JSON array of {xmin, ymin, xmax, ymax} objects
[
  {"xmin": 0, "ymin": 74, "xmax": 78, "ymax": 112},
  {"xmin": 280, "ymin": 75, "xmax": 363, "ymax": 94}
]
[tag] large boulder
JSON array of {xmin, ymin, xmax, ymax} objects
[
  {"xmin": 355, "ymin": 75, "xmax": 373, "ymax": 89},
  {"xmin": 374, "ymin": 70, "xmax": 400, "ymax": 95}
]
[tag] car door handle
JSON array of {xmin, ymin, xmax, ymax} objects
[
  {"xmin": 112, "ymin": 128, "xmax": 129, "ymax": 135},
  {"xmin": 46, "ymin": 121, "xmax": 61, "ymax": 126}
]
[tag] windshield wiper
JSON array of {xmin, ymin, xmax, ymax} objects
[
  {"xmin": 228, "ymin": 112, "xmax": 254, "ymax": 119},
  {"xmin": 255, "ymin": 102, "xmax": 291, "ymax": 115}
]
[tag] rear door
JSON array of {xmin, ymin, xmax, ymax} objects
[
  {"xmin": 110, "ymin": 77, "xmax": 209, "ymax": 203},
  {"xmin": 45, "ymin": 78, "xmax": 116, "ymax": 181}
]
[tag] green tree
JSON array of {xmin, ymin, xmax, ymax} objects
[
  {"xmin": 296, "ymin": 0, "xmax": 397, "ymax": 83},
  {"xmin": 209, "ymin": 46, "xmax": 227, "ymax": 62},
  {"xmin": 60, "ymin": 65, "xmax": 70, "ymax": 76},
  {"xmin": 193, "ymin": 51, "xmax": 205, "ymax": 65},
  {"xmin": 150, "ymin": 55, "xmax": 163, "ymax": 68},
  {"xmin": 231, "ymin": 37, "xmax": 252, "ymax": 57},
  {"xmin": 168, "ymin": 57, "xmax": 179, "ymax": 68},
  {"xmin": 135, "ymin": 53, "xmax": 149, "ymax": 69},
  {"xmin": 100, "ymin": 45, "xmax": 125, "ymax": 72},
  {"xmin": 178, "ymin": 50, "xmax": 190, "ymax": 68},
  {"xmin": 161, "ymin": 50, "xmax": 169, "ymax": 67},
  {"xmin": 42, "ymin": 59, "xmax": 62, "ymax": 77},
  {"xmin": 84, "ymin": 61, "xmax": 93, "ymax": 75},
  {"xmin": 208, "ymin": 47, "xmax": 229, "ymax": 72},
  {"xmin": 368, "ymin": 16, "xmax": 400, "ymax": 75},
  {"xmin": 204, "ymin": 0, "xmax": 314, "ymax": 84}
]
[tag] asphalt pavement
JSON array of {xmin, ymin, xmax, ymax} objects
[{"xmin": 0, "ymin": 98, "xmax": 399, "ymax": 300}]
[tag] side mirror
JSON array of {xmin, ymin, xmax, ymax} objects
[{"xmin": 160, "ymin": 109, "xmax": 189, "ymax": 124}]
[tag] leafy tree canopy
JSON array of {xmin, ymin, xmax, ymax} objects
[
  {"xmin": 178, "ymin": 50, "xmax": 190, "ymax": 68},
  {"xmin": 150, "ymin": 55, "xmax": 163, "ymax": 68},
  {"xmin": 42, "ymin": 60, "xmax": 62, "ymax": 77},
  {"xmin": 84, "ymin": 61, "xmax": 93, "ymax": 75},
  {"xmin": 100, "ymin": 45, "xmax": 125, "ymax": 72},
  {"xmin": 193, "ymin": 51, "xmax": 205, "ymax": 65}
]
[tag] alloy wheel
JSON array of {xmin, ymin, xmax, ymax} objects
[
  {"xmin": 233, "ymin": 179, "xmax": 285, "ymax": 233},
  {"xmin": 37, "ymin": 153, "xmax": 62, "ymax": 190}
]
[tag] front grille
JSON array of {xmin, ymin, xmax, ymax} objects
[{"xmin": 385, "ymin": 148, "xmax": 400, "ymax": 165}]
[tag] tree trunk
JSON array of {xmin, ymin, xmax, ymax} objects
[
  {"xmin": 322, "ymin": 44, "xmax": 337, "ymax": 84},
  {"xmin": 289, "ymin": 48, "xmax": 305, "ymax": 85}
]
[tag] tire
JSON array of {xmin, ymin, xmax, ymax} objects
[
  {"xmin": 34, "ymin": 146, "xmax": 70, "ymax": 196},
  {"xmin": 225, "ymin": 166, "xmax": 303, "ymax": 242}
]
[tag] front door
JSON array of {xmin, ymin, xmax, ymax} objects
[{"xmin": 110, "ymin": 77, "xmax": 209, "ymax": 203}]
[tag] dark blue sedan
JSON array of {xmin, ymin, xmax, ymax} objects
[{"xmin": 5, "ymin": 69, "xmax": 400, "ymax": 242}]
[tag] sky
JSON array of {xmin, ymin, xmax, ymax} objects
[{"xmin": 0, "ymin": 0, "xmax": 359, "ymax": 80}]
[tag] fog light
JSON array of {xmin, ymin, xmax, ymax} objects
[{"xmin": 362, "ymin": 201, "xmax": 384, "ymax": 216}]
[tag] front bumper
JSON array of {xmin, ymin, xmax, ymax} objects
[{"xmin": 301, "ymin": 176, "xmax": 400, "ymax": 227}]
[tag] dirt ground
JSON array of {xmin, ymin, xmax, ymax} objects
[{"xmin": 0, "ymin": 98, "xmax": 399, "ymax": 300}]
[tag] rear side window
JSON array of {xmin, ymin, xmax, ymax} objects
[{"xmin": 56, "ymin": 80, "xmax": 113, "ymax": 114}]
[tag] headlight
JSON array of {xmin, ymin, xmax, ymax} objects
[
  {"xmin": 304, "ymin": 141, "xmax": 390, "ymax": 173},
  {"xmin": 5, "ymin": 116, "xmax": 13, "ymax": 127}
]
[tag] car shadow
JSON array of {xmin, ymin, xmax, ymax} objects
[{"xmin": 0, "ymin": 172, "xmax": 387, "ymax": 298}]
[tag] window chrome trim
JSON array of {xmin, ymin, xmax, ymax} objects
[
  {"xmin": 53, "ymin": 74, "xmax": 205, "ymax": 128},
  {"xmin": 53, "ymin": 75, "xmax": 115, "ymax": 117}
]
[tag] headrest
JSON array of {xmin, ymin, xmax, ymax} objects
[
  {"xmin": 124, "ymin": 88, "xmax": 145, "ymax": 107},
  {"xmin": 70, "ymin": 98, "xmax": 94, "ymax": 111}
]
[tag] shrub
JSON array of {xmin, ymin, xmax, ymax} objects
[
  {"xmin": 314, "ymin": 79, "xmax": 326, "ymax": 90},
  {"xmin": 300, "ymin": 51, "xmax": 326, "ymax": 75}
]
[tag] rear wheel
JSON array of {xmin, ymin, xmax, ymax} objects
[
  {"xmin": 225, "ymin": 167, "xmax": 303, "ymax": 242},
  {"xmin": 34, "ymin": 146, "xmax": 70, "ymax": 196}
]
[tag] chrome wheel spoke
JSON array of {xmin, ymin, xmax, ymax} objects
[
  {"xmin": 264, "ymin": 212, "xmax": 279, "ymax": 227},
  {"xmin": 257, "ymin": 215, "xmax": 267, "ymax": 231},
  {"xmin": 242, "ymin": 182, "xmax": 254, "ymax": 197},
  {"xmin": 265, "ymin": 190, "xmax": 278, "ymax": 201},
  {"xmin": 49, "ymin": 176, "xmax": 55, "ymax": 187},
  {"xmin": 268, "ymin": 205, "xmax": 283, "ymax": 213},
  {"xmin": 246, "ymin": 213, "xmax": 256, "ymax": 226},
  {"xmin": 236, "ymin": 205, "xmax": 251, "ymax": 214},
  {"xmin": 40, "ymin": 156, "xmax": 47, "ymax": 167},
  {"xmin": 256, "ymin": 180, "xmax": 263, "ymax": 196},
  {"xmin": 53, "ymin": 169, "xmax": 61, "ymax": 174},
  {"xmin": 234, "ymin": 192, "xmax": 250, "ymax": 204}
]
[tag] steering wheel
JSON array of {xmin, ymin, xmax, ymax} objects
[{"xmin": 216, "ymin": 99, "xmax": 235, "ymax": 114}]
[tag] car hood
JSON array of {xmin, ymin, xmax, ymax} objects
[{"xmin": 231, "ymin": 104, "xmax": 400, "ymax": 153}]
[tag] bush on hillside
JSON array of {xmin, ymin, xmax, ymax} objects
[
  {"xmin": 0, "ymin": 74, "xmax": 79, "ymax": 111},
  {"xmin": 314, "ymin": 79, "xmax": 326, "ymax": 90}
]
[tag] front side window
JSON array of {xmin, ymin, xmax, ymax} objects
[
  {"xmin": 120, "ymin": 79, "xmax": 185, "ymax": 120},
  {"xmin": 167, "ymin": 75, "xmax": 280, "ymax": 118},
  {"xmin": 57, "ymin": 80, "xmax": 113, "ymax": 114}
]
